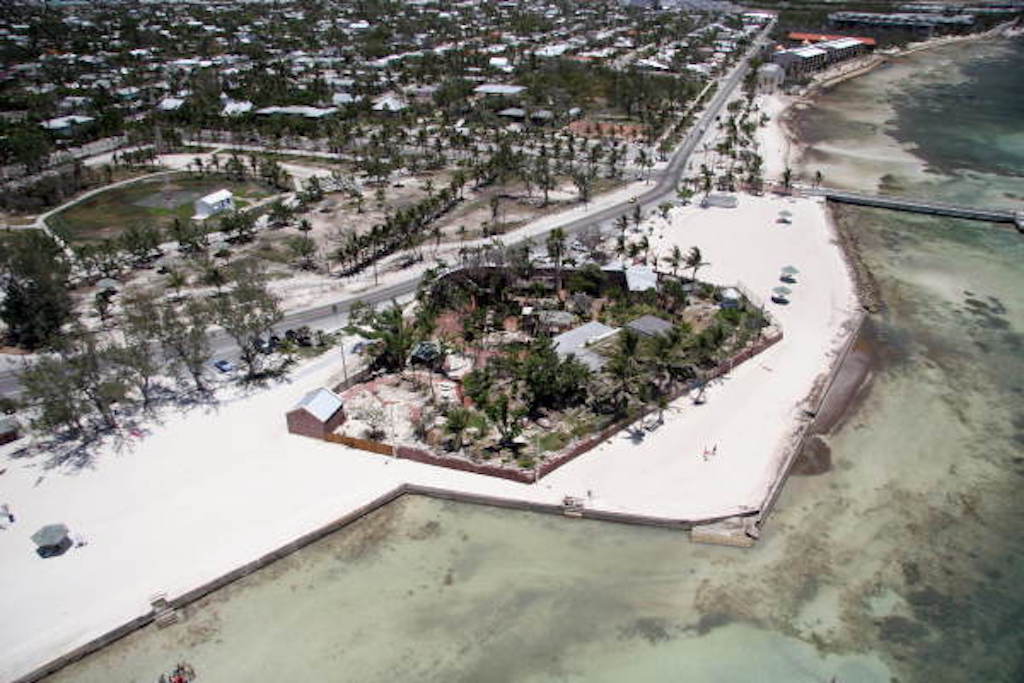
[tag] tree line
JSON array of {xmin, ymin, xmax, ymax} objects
[{"xmin": 17, "ymin": 260, "xmax": 284, "ymax": 440}]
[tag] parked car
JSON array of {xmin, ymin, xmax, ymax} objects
[{"xmin": 212, "ymin": 359, "xmax": 235, "ymax": 373}]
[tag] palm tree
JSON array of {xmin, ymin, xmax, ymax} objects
[
  {"xmin": 445, "ymin": 407, "xmax": 472, "ymax": 452},
  {"xmin": 782, "ymin": 166, "xmax": 793, "ymax": 192},
  {"xmin": 684, "ymin": 246, "xmax": 708, "ymax": 282},
  {"xmin": 644, "ymin": 326, "xmax": 690, "ymax": 394},
  {"xmin": 615, "ymin": 214, "xmax": 629, "ymax": 237},
  {"xmin": 166, "ymin": 268, "xmax": 188, "ymax": 298},
  {"xmin": 663, "ymin": 245, "xmax": 684, "ymax": 278},
  {"xmin": 604, "ymin": 328, "xmax": 642, "ymax": 416},
  {"xmin": 615, "ymin": 234, "xmax": 628, "ymax": 262},
  {"xmin": 350, "ymin": 301, "xmax": 415, "ymax": 372},
  {"xmin": 700, "ymin": 165, "xmax": 714, "ymax": 197},
  {"xmin": 546, "ymin": 227, "xmax": 566, "ymax": 292}
]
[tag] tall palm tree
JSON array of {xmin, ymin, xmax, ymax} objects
[
  {"xmin": 663, "ymin": 245, "xmax": 684, "ymax": 278},
  {"xmin": 684, "ymin": 246, "xmax": 708, "ymax": 282},
  {"xmin": 546, "ymin": 227, "xmax": 566, "ymax": 292},
  {"xmin": 700, "ymin": 164, "xmax": 714, "ymax": 197},
  {"xmin": 644, "ymin": 326, "xmax": 690, "ymax": 394},
  {"xmin": 615, "ymin": 214, "xmax": 629, "ymax": 237},
  {"xmin": 604, "ymin": 328, "xmax": 642, "ymax": 417}
]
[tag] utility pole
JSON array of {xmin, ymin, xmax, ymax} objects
[{"xmin": 340, "ymin": 341, "xmax": 349, "ymax": 385}]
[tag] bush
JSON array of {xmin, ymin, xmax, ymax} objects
[{"xmin": 536, "ymin": 431, "xmax": 570, "ymax": 453}]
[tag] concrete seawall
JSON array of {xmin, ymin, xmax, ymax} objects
[
  {"xmin": 754, "ymin": 312, "xmax": 868, "ymax": 532},
  {"xmin": 17, "ymin": 484, "xmax": 742, "ymax": 683}
]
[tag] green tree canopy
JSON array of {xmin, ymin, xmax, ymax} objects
[{"xmin": 0, "ymin": 232, "xmax": 74, "ymax": 350}]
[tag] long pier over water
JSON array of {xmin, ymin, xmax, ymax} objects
[{"xmin": 814, "ymin": 187, "xmax": 1024, "ymax": 232}]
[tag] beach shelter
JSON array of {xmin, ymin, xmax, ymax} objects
[
  {"xmin": 96, "ymin": 278, "xmax": 121, "ymax": 293},
  {"xmin": 780, "ymin": 265, "xmax": 799, "ymax": 283},
  {"xmin": 771, "ymin": 285, "xmax": 792, "ymax": 303},
  {"xmin": 779, "ymin": 209, "xmax": 793, "ymax": 217},
  {"xmin": 32, "ymin": 524, "xmax": 71, "ymax": 557}
]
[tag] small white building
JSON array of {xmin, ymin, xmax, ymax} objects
[
  {"xmin": 220, "ymin": 99, "xmax": 253, "ymax": 116},
  {"xmin": 39, "ymin": 115, "xmax": 95, "ymax": 134},
  {"xmin": 371, "ymin": 94, "xmax": 408, "ymax": 113},
  {"xmin": 193, "ymin": 189, "xmax": 235, "ymax": 220},
  {"xmin": 158, "ymin": 97, "xmax": 185, "ymax": 111}
]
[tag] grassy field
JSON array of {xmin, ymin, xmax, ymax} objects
[{"xmin": 47, "ymin": 173, "xmax": 277, "ymax": 243}]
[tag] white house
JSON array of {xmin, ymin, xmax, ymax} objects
[
  {"xmin": 757, "ymin": 63, "xmax": 785, "ymax": 91},
  {"xmin": 158, "ymin": 97, "xmax": 185, "ymax": 111},
  {"xmin": 371, "ymin": 94, "xmax": 408, "ymax": 113},
  {"xmin": 39, "ymin": 115, "xmax": 95, "ymax": 134},
  {"xmin": 220, "ymin": 99, "xmax": 253, "ymax": 116},
  {"xmin": 193, "ymin": 189, "xmax": 235, "ymax": 220}
]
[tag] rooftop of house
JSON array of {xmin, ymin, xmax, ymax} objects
[
  {"xmin": 553, "ymin": 321, "xmax": 617, "ymax": 371},
  {"xmin": 474, "ymin": 83, "xmax": 526, "ymax": 95}
]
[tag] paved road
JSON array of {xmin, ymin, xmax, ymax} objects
[{"xmin": 1, "ymin": 24, "xmax": 771, "ymax": 398}]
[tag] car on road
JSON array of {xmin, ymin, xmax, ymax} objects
[{"xmin": 212, "ymin": 360, "xmax": 236, "ymax": 373}]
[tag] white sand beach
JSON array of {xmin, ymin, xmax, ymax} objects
[
  {"xmin": 756, "ymin": 93, "xmax": 798, "ymax": 184},
  {"xmin": 0, "ymin": 104, "xmax": 860, "ymax": 679}
]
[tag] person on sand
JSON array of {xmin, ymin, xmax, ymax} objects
[{"xmin": 0, "ymin": 503, "xmax": 12, "ymax": 523}]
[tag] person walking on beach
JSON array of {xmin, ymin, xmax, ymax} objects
[{"xmin": 0, "ymin": 503, "xmax": 12, "ymax": 523}]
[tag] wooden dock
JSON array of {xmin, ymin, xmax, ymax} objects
[{"xmin": 816, "ymin": 188, "xmax": 1023, "ymax": 231}]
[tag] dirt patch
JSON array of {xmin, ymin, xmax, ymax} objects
[{"xmin": 792, "ymin": 435, "xmax": 832, "ymax": 475}]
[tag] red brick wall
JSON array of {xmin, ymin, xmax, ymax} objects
[
  {"xmin": 286, "ymin": 409, "xmax": 326, "ymax": 439},
  {"xmin": 324, "ymin": 433, "xmax": 394, "ymax": 456},
  {"xmin": 394, "ymin": 446, "xmax": 536, "ymax": 483},
  {"xmin": 324, "ymin": 409, "xmax": 346, "ymax": 434}
]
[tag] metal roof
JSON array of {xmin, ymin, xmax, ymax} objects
[
  {"xmin": 625, "ymin": 265, "xmax": 658, "ymax": 292},
  {"xmin": 553, "ymin": 321, "xmax": 616, "ymax": 371},
  {"xmin": 255, "ymin": 105, "xmax": 338, "ymax": 118},
  {"xmin": 294, "ymin": 387, "xmax": 344, "ymax": 422},
  {"xmin": 626, "ymin": 315, "xmax": 673, "ymax": 337},
  {"xmin": 474, "ymin": 83, "xmax": 526, "ymax": 95},
  {"xmin": 792, "ymin": 46, "xmax": 827, "ymax": 58},
  {"xmin": 199, "ymin": 189, "xmax": 233, "ymax": 204}
]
